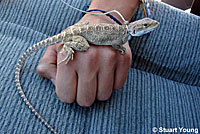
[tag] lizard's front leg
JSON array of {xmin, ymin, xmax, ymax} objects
[
  {"xmin": 112, "ymin": 44, "xmax": 127, "ymax": 54},
  {"xmin": 111, "ymin": 39, "xmax": 127, "ymax": 54}
]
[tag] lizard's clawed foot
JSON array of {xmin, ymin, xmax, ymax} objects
[
  {"xmin": 120, "ymin": 47, "xmax": 127, "ymax": 55},
  {"xmin": 112, "ymin": 44, "xmax": 127, "ymax": 55},
  {"xmin": 58, "ymin": 47, "xmax": 74, "ymax": 65}
]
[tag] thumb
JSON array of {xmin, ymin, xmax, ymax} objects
[{"xmin": 37, "ymin": 44, "xmax": 58, "ymax": 84}]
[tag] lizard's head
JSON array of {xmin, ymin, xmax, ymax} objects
[{"xmin": 128, "ymin": 18, "xmax": 160, "ymax": 36}]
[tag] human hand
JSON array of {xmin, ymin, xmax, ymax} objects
[{"xmin": 37, "ymin": 15, "xmax": 132, "ymax": 106}]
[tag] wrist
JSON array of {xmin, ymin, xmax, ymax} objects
[
  {"xmin": 79, "ymin": 14, "xmax": 117, "ymax": 24},
  {"xmin": 88, "ymin": 0, "xmax": 139, "ymax": 22}
]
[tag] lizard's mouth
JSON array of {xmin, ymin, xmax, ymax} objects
[
  {"xmin": 132, "ymin": 24, "xmax": 159, "ymax": 36},
  {"xmin": 129, "ymin": 22, "xmax": 160, "ymax": 36},
  {"xmin": 128, "ymin": 18, "xmax": 160, "ymax": 37}
]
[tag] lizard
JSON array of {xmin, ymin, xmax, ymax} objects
[{"xmin": 15, "ymin": 17, "xmax": 159, "ymax": 134}]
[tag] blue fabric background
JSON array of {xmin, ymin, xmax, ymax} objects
[{"xmin": 0, "ymin": 0, "xmax": 199, "ymax": 133}]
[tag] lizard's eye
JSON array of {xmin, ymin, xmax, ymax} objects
[{"xmin": 143, "ymin": 23, "xmax": 148, "ymax": 27}]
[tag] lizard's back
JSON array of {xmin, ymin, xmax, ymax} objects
[{"xmin": 66, "ymin": 23, "xmax": 128, "ymax": 45}]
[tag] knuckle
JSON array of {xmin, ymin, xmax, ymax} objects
[
  {"xmin": 97, "ymin": 92, "xmax": 111, "ymax": 101},
  {"xmin": 77, "ymin": 97, "xmax": 94, "ymax": 107},
  {"xmin": 87, "ymin": 49, "xmax": 98, "ymax": 60},
  {"xmin": 119, "ymin": 52, "xmax": 132, "ymax": 65},
  {"xmin": 97, "ymin": 87, "xmax": 112, "ymax": 101},
  {"xmin": 114, "ymin": 84, "xmax": 123, "ymax": 90},
  {"xmin": 107, "ymin": 51, "xmax": 117, "ymax": 61},
  {"xmin": 36, "ymin": 62, "xmax": 47, "ymax": 76},
  {"xmin": 125, "ymin": 53, "xmax": 132, "ymax": 63},
  {"xmin": 85, "ymin": 50, "xmax": 99, "ymax": 68},
  {"xmin": 57, "ymin": 94, "xmax": 75, "ymax": 103},
  {"xmin": 56, "ymin": 90, "xmax": 75, "ymax": 103},
  {"xmin": 103, "ymin": 51, "xmax": 117, "ymax": 66}
]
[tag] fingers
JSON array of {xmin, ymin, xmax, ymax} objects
[
  {"xmin": 40, "ymin": 43, "xmax": 131, "ymax": 106},
  {"xmin": 76, "ymin": 71, "xmax": 97, "ymax": 106},
  {"xmin": 96, "ymin": 50, "xmax": 116, "ymax": 101},
  {"xmin": 55, "ymin": 44, "xmax": 131, "ymax": 106},
  {"xmin": 75, "ymin": 48, "xmax": 99, "ymax": 106},
  {"xmin": 114, "ymin": 43, "xmax": 132, "ymax": 89},
  {"xmin": 56, "ymin": 50, "xmax": 77, "ymax": 103},
  {"xmin": 97, "ymin": 69, "xmax": 114, "ymax": 101}
]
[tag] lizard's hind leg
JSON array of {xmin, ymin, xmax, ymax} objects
[
  {"xmin": 58, "ymin": 36, "xmax": 90, "ymax": 65},
  {"xmin": 58, "ymin": 45, "xmax": 74, "ymax": 65},
  {"xmin": 70, "ymin": 35, "xmax": 90, "ymax": 51}
]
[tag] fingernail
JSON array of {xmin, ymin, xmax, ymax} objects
[{"xmin": 51, "ymin": 79, "xmax": 56, "ymax": 85}]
